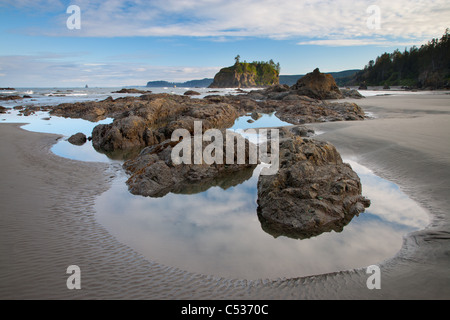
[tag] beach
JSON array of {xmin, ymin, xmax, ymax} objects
[{"xmin": 0, "ymin": 92, "xmax": 449, "ymax": 300}]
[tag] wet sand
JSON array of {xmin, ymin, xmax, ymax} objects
[{"xmin": 0, "ymin": 93, "xmax": 449, "ymax": 299}]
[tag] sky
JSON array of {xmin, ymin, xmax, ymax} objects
[{"xmin": 0, "ymin": 0, "xmax": 449, "ymax": 87}]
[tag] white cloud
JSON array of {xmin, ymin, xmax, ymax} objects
[
  {"xmin": 8, "ymin": 0, "xmax": 449, "ymax": 45},
  {"xmin": 0, "ymin": 54, "xmax": 221, "ymax": 87}
]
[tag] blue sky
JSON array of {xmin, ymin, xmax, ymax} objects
[{"xmin": 0, "ymin": 0, "xmax": 449, "ymax": 87}]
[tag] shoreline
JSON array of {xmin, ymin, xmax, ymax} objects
[{"xmin": 1, "ymin": 92, "xmax": 449, "ymax": 299}]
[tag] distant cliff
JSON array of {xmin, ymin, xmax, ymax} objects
[
  {"xmin": 209, "ymin": 59, "xmax": 280, "ymax": 88},
  {"xmin": 347, "ymin": 29, "xmax": 450, "ymax": 89}
]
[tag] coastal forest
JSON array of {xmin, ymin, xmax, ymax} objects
[{"xmin": 350, "ymin": 29, "xmax": 450, "ymax": 88}]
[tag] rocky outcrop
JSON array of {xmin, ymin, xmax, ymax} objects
[
  {"xmin": 209, "ymin": 61, "xmax": 279, "ymax": 88},
  {"xmin": 275, "ymin": 100, "xmax": 366, "ymax": 124},
  {"xmin": 91, "ymin": 96, "xmax": 239, "ymax": 155},
  {"xmin": 209, "ymin": 69, "xmax": 259, "ymax": 88},
  {"xmin": 123, "ymin": 131, "xmax": 257, "ymax": 197},
  {"xmin": 0, "ymin": 106, "xmax": 6, "ymax": 114},
  {"xmin": 257, "ymin": 129, "xmax": 370, "ymax": 240},
  {"xmin": 68, "ymin": 133, "xmax": 87, "ymax": 146},
  {"xmin": 291, "ymin": 68, "xmax": 343, "ymax": 100},
  {"xmin": 184, "ymin": 90, "xmax": 201, "ymax": 96},
  {"xmin": 112, "ymin": 88, "xmax": 152, "ymax": 94},
  {"xmin": 0, "ymin": 95, "xmax": 23, "ymax": 101}
]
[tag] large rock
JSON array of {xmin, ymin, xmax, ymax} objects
[
  {"xmin": 291, "ymin": 68, "xmax": 343, "ymax": 100},
  {"xmin": 123, "ymin": 131, "xmax": 257, "ymax": 197},
  {"xmin": 209, "ymin": 62, "xmax": 279, "ymax": 88},
  {"xmin": 257, "ymin": 131, "xmax": 370, "ymax": 240}
]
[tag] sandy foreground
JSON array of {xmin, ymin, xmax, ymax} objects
[{"xmin": 0, "ymin": 93, "xmax": 449, "ymax": 299}]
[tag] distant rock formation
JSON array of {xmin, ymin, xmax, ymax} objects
[
  {"xmin": 291, "ymin": 68, "xmax": 343, "ymax": 100},
  {"xmin": 209, "ymin": 60, "xmax": 280, "ymax": 88}
]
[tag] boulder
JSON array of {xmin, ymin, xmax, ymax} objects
[
  {"xmin": 341, "ymin": 88, "xmax": 365, "ymax": 99},
  {"xmin": 68, "ymin": 133, "xmax": 87, "ymax": 146},
  {"xmin": 291, "ymin": 68, "xmax": 343, "ymax": 100},
  {"xmin": 184, "ymin": 90, "xmax": 201, "ymax": 96},
  {"xmin": 257, "ymin": 132, "xmax": 370, "ymax": 240},
  {"xmin": 0, "ymin": 106, "xmax": 6, "ymax": 114}
]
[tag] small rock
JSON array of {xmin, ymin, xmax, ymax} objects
[
  {"xmin": 184, "ymin": 90, "xmax": 201, "ymax": 96},
  {"xmin": 68, "ymin": 133, "xmax": 87, "ymax": 146}
]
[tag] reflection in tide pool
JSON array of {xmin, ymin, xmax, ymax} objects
[
  {"xmin": 95, "ymin": 161, "xmax": 429, "ymax": 280},
  {"xmin": 1, "ymin": 96, "xmax": 430, "ymax": 279}
]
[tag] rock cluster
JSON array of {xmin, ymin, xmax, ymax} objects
[
  {"xmin": 112, "ymin": 88, "xmax": 152, "ymax": 94},
  {"xmin": 68, "ymin": 133, "xmax": 87, "ymax": 146}
]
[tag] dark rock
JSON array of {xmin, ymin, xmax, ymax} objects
[
  {"xmin": 68, "ymin": 132, "xmax": 87, "ymax": 146},
  {"xmin": 257, "ymin": 133, "xmax": 370, "ymax": 240},
  {"xmin": 291, "ymin": 68, "xmax": 343, "ymax": 100},
  {"xmin": 0, "ymin": 106, "xmax": 6, "ymax": 114},
  {"xmin": 383, "ymin": 85, "xmax": 391, "ymax": 90},
  {"xmin": 184, "ymin": 90, "xmax": 201, "ymax": 96},
  {"xmin": 112, "ymin": 88, "xmax": 152, "ymax": 94}
]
